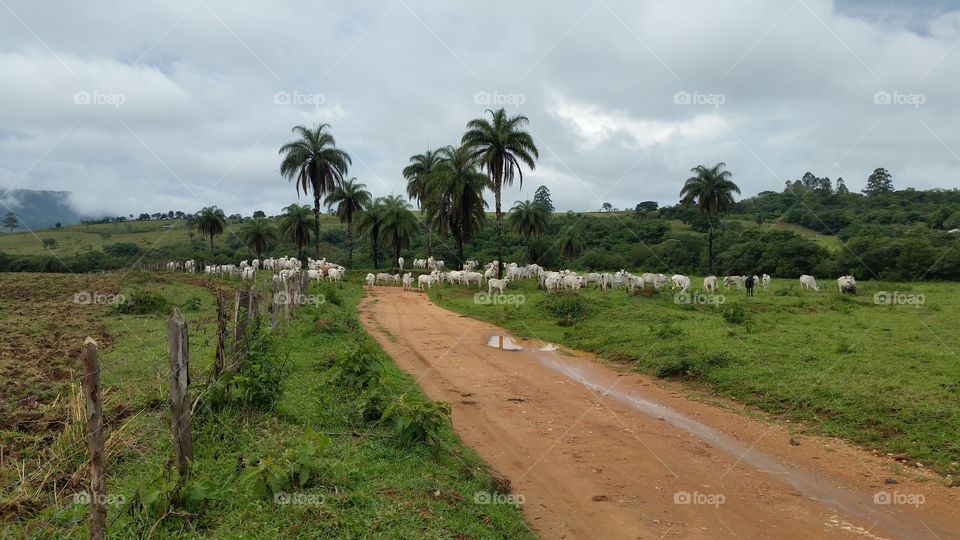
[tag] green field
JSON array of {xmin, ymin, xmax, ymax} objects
[
  {"xmin": 2, "ymin": 273, "xmax": 531, "ymax": 538},
  {"xmin": 429, "ymin": 277, "xmax": 960, "ymax": 476}
]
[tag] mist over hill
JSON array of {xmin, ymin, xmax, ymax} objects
[{"xmin": 0, "ymin": 189, "xmax": 85, "ymax": 231}]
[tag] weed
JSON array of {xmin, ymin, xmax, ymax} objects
[
  {"xmin": 380, "ymin": 393, "xmax": 451, "ymax": 447},
  {"xmin": 721, "ymin": 303, "xmax": 748, "ymax": 324}
]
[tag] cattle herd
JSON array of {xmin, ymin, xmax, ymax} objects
[{"xmin": 166, "ymin": 256, "xmax": 859, "ymax": 297}]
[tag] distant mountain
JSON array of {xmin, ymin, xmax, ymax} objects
[{"xmin": 0, "ymin": 189, "xmax": 84, "ymax": 231}]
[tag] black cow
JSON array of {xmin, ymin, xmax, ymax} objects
[{"xmin": 744, "ymin": 275, "xmax": 756, "ymax": 297}]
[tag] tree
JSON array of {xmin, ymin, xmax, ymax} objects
[
  {"xmin": 462, "ymin": 108, "xmax": 539, "ymax": 278},
  {"xmin": 252, "ymin": 210, "xmax": 266, "ymax": 219},
  {"xmin": 279, "ymin": 124, "xmax": 352, "ymax": 257},
  {"xmin": 636, "ymin": 201, "xmax": 658, "ymax": 213},
  {"xmin": 508, "ymin": 200, "xmax": 549, "ymax": 263},
  {"xmin": 278, "ymin": 204, "xmax": 315, "ymax": 261},
  {"xmin": 239, "ymin": 217, "xmax": 278, "ymax": 260},
  {"xmin": 679, "ymin": 162, "xmax": 740, "ymax": 274},
  {"xmin": 533, "ymin": 185, "xmax": 554, "ymax": 212},
  {"xmin": 379, "ymin": 195, "xmax": 418, "ymax": 270},
  {"xmin": 3, "ymin": 212, "xmax": 18, "ymax": 233},
  {"xmin": 138, "ymin": 213, "xmax": 151, "ymax": 221},
  {"xmin": 601, "ymin": 202, "xmax": 613, "ymax": 212},
  {"xmin": 423, "ymin": 145, "xmax": 488, "ymax": 267},
  {"xmin": 324, "ymin": 177, "xmax": 371, "ymax": 266},
  {"xmin": 835, "ymin": 177, "xmax": 849, "ymax": 194},
  {"xmin": 195, "ymin": 206, "xmax": 226, "ymax": 252},
  {"xmin": 356, "ymin": 197, "xmax": 387, "ymax": 269},
  {"xmin": 863, "ymin": 168, "xmax": 893, "ymax": 196},
  {"xmin": 403, "ymin": 148, "xmax": 442, "ymax": 257},
  {"xmin": 559, "ymin": 227, "xmax": 583, "ymax": 261}
]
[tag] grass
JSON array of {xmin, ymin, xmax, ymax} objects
[
  {"xmin": 429, "ymin": 277, "xmax": 960, "ymax": 476},
  {"xmin": 2, "ymin": 274, "xmax": 532, "ymax": 538}
]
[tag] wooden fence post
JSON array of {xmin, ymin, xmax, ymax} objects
[
  {"xmin": 167, "ymin": 309, "xmax": 192, "ymax": 476},
  {"xmin": 211, "ymin": 290, "xmax": 227, "ymax": 380},
  {"xmin": 232, "ymin": 288, "xmax": 251, "ymax": 368},
  {"xmin": 271, "ymin": 279, "xmax": 279, "ymax": 333},
  {"xmin": 81, "ymin": 338, "xmax": 106, "ymax": 540}
]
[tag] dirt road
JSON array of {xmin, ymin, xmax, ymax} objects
[{"xmin": 358, "ymin": 288, "xmax": 959, "ymax": 539}]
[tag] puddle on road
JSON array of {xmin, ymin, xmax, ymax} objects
[{"xmin": 486, "ymin": 335, "xmax": 558, "ymax": 352}]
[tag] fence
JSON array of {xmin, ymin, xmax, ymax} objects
[{"xmin": 75, "ymin": 271, "xmax": 312, "ymax": 537}]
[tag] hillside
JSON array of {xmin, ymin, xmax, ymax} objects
[{"xmin": 0, "ymin": 189, "xmax": 85, "ymax": 231}]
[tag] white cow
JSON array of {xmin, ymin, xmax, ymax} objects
[
  {"xmin": 402, "ymin": 272, "xmax": 413, "ymax": 290},
  {"xmin": 837, "ymin": 275, "xmax": 856, "ymax": 294},
  {"xmin": 562, "ymin": 274, "xmax": 585, "ymax": 290},
  {"xmin": 723, "ymin": 275, "xmax": 746, "ymax": 290},
  {"xmin": 307, "ymin": 269, "xmax": 324, "ymax": 284},
  {"xmin": 545, "ymin": 275, "xmax": 561, "ymax": 293},
  {"xmin": 762, "ymin": 274, "xmax": 771, "ymax": 290},
  {"xmin": 799, "ymin": 274, "xmax": 820, "ymax": 291},
  {"xmin": 462, "ymin": 271, "xmax": 484, "ymax": 288},
  {"xmin": 671, "ymin": 274, "xmax": 691, "ymax": 293},
  {"xmin": 327, "ymin": 267, "xmax": 344, "ymax": 282},
  {"xmin": 487, "ymin": 277, "xmax": 509, "ymax": 295},
  {"xmin": 365, "ymin": 273, "xmax": 376, "ymax": 287},
  {"xmin": 398, "ymin": 257, "xmax": 404, "ymax": 270},
  {"xmin": 703, "ymin": 275, "xmax": 718, "ymax": 293},
  {"xmin": 418, "ymin": 274, "xmax": 434, "ymax": 290},
  {"xmin": 376, "ymin": 272, "xmax": 393, "ymax": 285},
  {"xmin": 240, "ymin": 267, "xmax": 256, "ymax": 282}
]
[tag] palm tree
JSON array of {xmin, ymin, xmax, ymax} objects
[
  {"xmin": 423, "ymin": 145, "xmax": 488, "ymax": 267},
  {"xmin": 196, "ymin": 206, "xmax": 226, "ymax": 253},
  {"xmin": 508, "ymin": 200, "xmax": 549, "ymax": 263},
  {"xmin": 278, "ymin": 204, "xmax": 316, "ymax": 261},
  {"xmin": 462, "ymin": 108, "xmax": 538, "ymax": 278},
  {"xmin": 679, "ymin": 162, "xmax": 740, "ymax": 274},
  {"xmin": 559, "ymin": 227, "xmax": 584, "ymax": 261},
  {"xmin": 239, "ymin": 217, "xmax": 278, "ymax": 260},
  {"xmin": 324, "ymin": 177, "xmax": 371, "ymax": 266},
  {"xmin": 379, "ymin": 195, "xmax": 418, "ymax": 270},
  {"xmin": 403, "ymin": 148, "xmax": 442, "ymax": 257},
  {"xmin": 278, "ymin": 124, "xmax": 351, "ymax": 258},
  {"xmin": 356, "ymin": 197, "xmax": 387, "ymax": 269}
]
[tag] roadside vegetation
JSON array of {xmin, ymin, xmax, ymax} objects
[
  {"xmin": 1, "ymin": 273, "xmax": 532, "ymax": 538},
  {"xmin": 429, "ymin": 278, "xmax": 960, "ymax": 477}
]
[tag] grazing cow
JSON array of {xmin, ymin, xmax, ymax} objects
[
  {"xmin": 744, "ymin": 275, "xmax": 756, "ymax": 297},
  {"xmin": 762, "ymin": 274, "xmax": 771, "ymax": 290},
  {"xmin": 723, "ymin": 275, "xmax": 746, "ymax": 290},
  {"xmin": 837, "ymin": 275, "xmax": 857, "ymax": 294},
  {"xmin": 462, "ymin": 271, "xmax": 484, "ymax": 288},
  {"xmin": 402, "ymin": 273, "xmax": 413, "ymax": 290},
  {"xmin": 703, "ymin": 275, "xmax": 718, "ymax": 293},
  {"xmin": 488, "ymin": 277, "xmax": 509, "ymax": 295},
  {"xmin": 376, "ymin": 272, "xmax": 393, "ymax": 285},
  {"xmin": 671, "ymin": 274, "xmax": 691, "ymax": 293},
  {"xmin": 365, "ymin": 273, "xmax": 376, "ymax": 287},
  {"xmin": 799, "ymin": 274, "xmax": 820, "ymax": 291},
  {"xmin": 417, "ymin": 274, "xmax": 434, "ymax": 290},
  {"xmin": 398, "ymin": 257, "xmax": 404, "ymax": 270},
  {"xmin": 545, "ymin": 275, "xmax": 561, "ymax": 293},
  {"xmin": 327, "ymin": 267, "xmax": 344, "ymax": 282},
  {"xmin": 562, "ymin": 274, "xmax": 585, "ymax": 290}
]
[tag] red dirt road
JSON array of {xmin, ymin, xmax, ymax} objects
[{"xmin": 359, "ymin": 288, "xmax": 959, "ymax": 539}]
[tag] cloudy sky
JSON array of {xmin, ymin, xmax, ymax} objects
[{"xmin": 0, "ymin": 0, "xmax": 958, "ymax": 217}]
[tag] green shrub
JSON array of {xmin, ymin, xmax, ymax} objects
[
  {"xmin": 115, "ymin": 289, "xmax": 170, "ymax": 315},
  {"xmin": 330, "ymin": 343, "xmax": 383, "ymax": 389},
  {"xmin": 239, "ymin": 429, "xmax": 329, "ymax": 498},
  {"xmin": 539, "ymin": 294, "xmax": 587, "ymax": 326},
  {"xmin": 721, "ymin": 303, "xmax": 748, "ymax": 324},
  {"xmin": 655, "ymin": 352, "xmax": 731, "ymax": 379},
  {"xmin": 380, "ymin": 393, "xmax": 451, "ymax": 447}
]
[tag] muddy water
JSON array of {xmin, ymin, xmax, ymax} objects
[{"xmin": 494, "ymin": 339, "xmax": 951, "ymax": 540}]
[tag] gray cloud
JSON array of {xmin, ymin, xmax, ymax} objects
[{"xmin": 0, "ymin": 0, "xmax": 958, "ymax": 218}]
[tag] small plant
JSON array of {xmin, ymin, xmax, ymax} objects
[
  {"xmin": 655, "ymin": 352, "xmax": 731, "ymax": 380},
  {"xmin": 379, "ymin": 393, "xmax": 451, "ymax": 447},
  {"xmin": 115, "ymin": 289, "xmax": 170, "ymax": 315},
  {"xmin": 181, "ymin": 296, "xmax": 203, "ymax": 311},
  {"xmin": 653, "ymin": 321, "xmax": 684, "ymax": 339},
  {"xmin": 721, "ymin": 303, "xmax": 748, "ymax": 325},
  {"xmin": 239, "ymin": 429, "xmax": 329, "ymax": 498},
  {"xmin": 231, "ymin": 326, "xmax": 287, "ymax": 409},
  {"xmin": 539, "ymin": 294, "xmax": 587, "ymax": 327},
  {"xmin": 330, "ymin": 343, "xmax": 383, "ymax": 389}
]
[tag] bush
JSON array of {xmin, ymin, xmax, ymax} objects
[
  {"xmin": 330, "ymin": 343, "xmax": 383, "ymax": 389},
  {"xmin": 655, "ymin": 352, "xmax": 731, "ymax": 379},
  {"xmin": 721, "ymin": 303, "xmax": 748, "ymax": 325},
  {"xmin": 379, "ymin": 393, "xmax": 451, "ymax": 447},
  {"xmin": 115, "ymin": 289, "xmax": 170, "ymax": 315},
  {"xmin": 230, "ymin": 326, "xmax": 287, "ymax": 410},
  {"xmin": 539, "ymin": 294, "xmax": 588, "ymax": 326}
]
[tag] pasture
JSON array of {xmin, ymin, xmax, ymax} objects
[
  {"xmin": 428, "ymin": 276, "xmax": 960, "ymax": 475},
  {"xmin": 0, "ymin": 272, "xmax": 531, "ymax": 538}
]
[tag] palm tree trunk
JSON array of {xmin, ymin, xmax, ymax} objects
[
  {"xmin": 456, "ymin": 236, "xmax": 464, "ymax": 268},
  {"xmin": 313, "ymin": 196, "xmax": 321, "ymax": 259},
  {"xmin": 494, "ymin": 182, "xmax": 503, "ymax": 279},
  {"xmin": 427, "ymin": 227, "xmax": 433, "ymax": 258},
  {"xmin": 346, "ymin": 219, "xmax": 354, "ymax": 266},
  {"xmin": 707, "ymin": 222, "xmax": 714, "ymax": 275}
]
